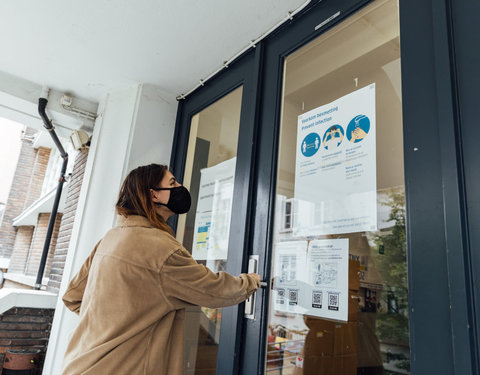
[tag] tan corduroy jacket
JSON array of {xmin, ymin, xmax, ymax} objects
[{"xmin": 61, "ymin": 215, "xmax": 260, "ymax": 375}]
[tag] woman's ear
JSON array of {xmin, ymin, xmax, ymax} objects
[{"xmin": 149, "ymin": 188, "xmax": 159, "ymax": 203}]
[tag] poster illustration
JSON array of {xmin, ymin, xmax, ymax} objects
[
  {"xmin": 294, "ymin": 84, "xmax": 377, "ymax": 236},
  {"xmin": 272, "ymin": 241, "xmax": 308, "ymax": 315},
  {"xmin": 192, "ymin": 158, "xmax": 236, "ymax": 260},
  {"xmin": 272, "ymin": 239, "xmax": 349, "ymax": 321},
  {"xmin": 305, "ymin": 239, "xmax": 349, "ymax": 321}
]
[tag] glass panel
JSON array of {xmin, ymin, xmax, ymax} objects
[
  {"xmin": 266, "ymin": 1, "xmax": 409, "ymax": 375},
  {"xmin": 177, "ymin": 87, "xmax": 243, "ymax": 375}
]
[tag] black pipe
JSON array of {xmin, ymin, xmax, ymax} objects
[
  {"xmin": 35, "ymin": 97, "xmax": 68, "ymax": 290},
  {"xmin": 38, "ymin": 98, "xmax": 67, "ymax": 157}
]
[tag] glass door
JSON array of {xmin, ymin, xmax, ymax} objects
[
  {"xmin": 171, "ymin": 0, "xmax": 476, "ymax": 373},
  {"xmin": 176, "ymin": 87, "xmax": 243, "ymax": 375},
  {"xmin": 171, "ymin": 43, "xmax": 261, "ymax": 375},
  {"xmin": 257, "ymin": 1, "xmax": 409, "ymax": 374}
]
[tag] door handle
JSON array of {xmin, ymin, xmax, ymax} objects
[{"xmin": 245, "ymin": 255, "xmax": 259, "ymax": 319}]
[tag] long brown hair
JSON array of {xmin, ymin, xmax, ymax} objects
[{"xmin": 116, "ymin": 164, "xmax": 173, "ymax": 234}]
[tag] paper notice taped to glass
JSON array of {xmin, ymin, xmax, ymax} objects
[
  {"xmin": 294, "ymin": 84, "xmax": 377, "ymax": 236},
  {"xmin": 273, "ymin": 238, "xmax": 349, "ymax": 321},
  {"xmin": 192, "ymin": 157, "xmax": 236, "ymax": 261},
  {"xmin": 305, "ymin": 239, "xmax": 349, "ymax": 321},
  {"xmin": 272, "ymin": 241, "xmax": 308, "ymax": 315}
]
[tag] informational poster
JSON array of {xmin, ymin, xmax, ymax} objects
[
  {"xmin": 294, "ymin": 84, "xmax": 377, "ymax": 236},
  {"xmin": 192, "ymin": 158, "xmax": 236, "ymax": 260},
  {"xmin": 305, "ymin": 239, "xmax": 349, "ymax": 321},
  {"xmin": 272, "ymin": 241, "xmax": 308, "ymax": 315},
  {"xmin": 272, "ymin": 239, "xmax": 349, "ymax": 321}
]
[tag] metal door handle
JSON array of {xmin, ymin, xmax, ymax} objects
[{"xmin": 245, "ymin": 255, "xmax": 259, "ymax": 319}]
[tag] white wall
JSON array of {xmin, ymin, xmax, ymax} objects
[
  {"xmin": 42, "ymin": 84, "xmax": 177, "ymax": 374},
  {"xmin": 126, "ymin": 84, "xmax": 177, "ymax": 171}
]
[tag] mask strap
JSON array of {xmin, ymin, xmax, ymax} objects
[
  {"xmin": 153, "ymin": 201, "xmax": 168, "ymax": 206},
  {"xmin": 151, "ymin": 187, "xmax": 173, "ymax": 206}
]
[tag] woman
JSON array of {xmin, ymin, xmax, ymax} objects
[{"xmin": 61, "ymin": 164, "xmax": 261, "ymax": 374}]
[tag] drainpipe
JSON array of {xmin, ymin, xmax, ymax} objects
[{"xmin": 35, "ymin": 89, "xmax": 68, "ymax": 290}]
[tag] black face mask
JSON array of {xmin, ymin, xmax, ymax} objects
[{"xmin": 152, "ymin": 185, "xmax": 191, "ymax": 214}]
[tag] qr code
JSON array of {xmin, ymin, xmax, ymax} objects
[
  {"xmin": 328, "ymin": 293, "xmax": 339, "ymax": 311},
  {"xmin": 288, "ymin": 289, "xmax": 298, "ymax": 306},
  {"xmin": 312, "ymin": 291, "xmax": 322, "ymax": 309},
  {"xmin": 276, "ymin": 289, "xmax": 285, "ymax": 305}
]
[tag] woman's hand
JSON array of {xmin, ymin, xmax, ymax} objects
[{"xmin": 248, "ymin": 273, "xmax": 261, "ymax": 282}]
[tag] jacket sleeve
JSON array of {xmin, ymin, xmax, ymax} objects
[
  {"xmin": 62, "ymin": 240, "xmax": 101, "ymax": 315},
  {"xmin": 160, "ymin": 247, "xmax": 260, "ymax": 309}
]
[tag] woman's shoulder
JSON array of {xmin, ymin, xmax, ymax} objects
[
  {"xmin": 114, "ymin": 215, "xmax": 181, "ymax": 244},
  {"xmin": 99, "ymin": 223, "xmax": 183, "ymax": 271}
]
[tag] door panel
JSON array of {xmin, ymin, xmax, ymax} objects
[
  {"xmin": 240, "ymin": 0, "xmax": 415, "ymax": 374},
  {"xmin": 170, "ymin": 50, "xmax": 260, "ymax": 375},
  {"xmin": 178, "ymin": 87, "xmax": 243, "ymax": 375},
  {"xmin": 265, "ymin": 1, "xmax": 408, "ymax": 374},
  {"xmin": 171, "ymin": 0, "xmax": 478, "ymax": 373}
]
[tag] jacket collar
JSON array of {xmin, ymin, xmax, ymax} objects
[{"xmin": 116, "ymin": 215, "xmax": 154, "ymax": 228}]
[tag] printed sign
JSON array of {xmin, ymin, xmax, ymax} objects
[
  {"xmin": 272, "ymin": 241, "xmax": 308, "ymax": 314},
  {"xmin": 305, "ymin": 239, "xmax": 349, "ymax": 320},
  {"xmin": 192, "ymin": 158, "xmax": 236, "ymax": 260},
  {"xmin": 273, "ymin": 239, "xmax": 349, "ymax": 321},
  {"xmin": 294, "ymin": 84, "xmax": 377, "ymax": 236}
]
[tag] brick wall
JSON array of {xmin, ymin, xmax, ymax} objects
[
  {"xmin": 0, "ymin": 307, "xmax": 54, "ymax": 373},
  {"xmin": 7, "ymin": 227, "xmax": 34, "ymax": 273},
  {"xmin": 24, "ymin": 213, "xmax": 63, "ymax": 277},
  {"xmin": 0, "ymin": 128, "xmax": 38, "ymax": 259},
  {"xmin": 24, "ymin": 147, "xmax": 51, "ymax": 209},
  {"xmin": 48, "ymin": 149, "xmax": 89, "ymax": 292}
]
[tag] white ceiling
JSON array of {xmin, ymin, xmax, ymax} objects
[{"xmin": 0, "ymin": 0, "xmax": 307, "ymax": 103}]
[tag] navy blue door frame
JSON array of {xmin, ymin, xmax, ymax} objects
[
  {"xmin": 169, "ymin": 0, "xmax": 480, "ymax": 374},
  {"xmin": 452, "ymin": 0, "xmax": 480, "ymax": 371},
  {"xmin": 400, "ymin": 0, "xmax": 479, "ymax": 373},
  {"xmin": 169, "ymin": 47, "xmax": 263, "ymax": 374}
]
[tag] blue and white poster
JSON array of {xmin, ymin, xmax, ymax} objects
[{"xmin": 294, "ymin": 84, "xmax": 377, "ymax": 236}]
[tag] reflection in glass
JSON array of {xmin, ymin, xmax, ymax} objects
[
  {"xmin": 266, "ymin": 1, "xmax": 409, "ymax": 374},
  {"xmin": 177, "ymin": 87, "xmax": 243, "ymax": 375}
]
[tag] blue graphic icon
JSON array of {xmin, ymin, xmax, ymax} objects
[
  {"xmin": 346, "ymin": 114, "xmax": 370, "ymax": 143},
  {"xmin": 322, "ymin": 125, "xmax": 344, "ymax": 150},
  {"xmin": 301, "ymin": 132, "xmax": 321, "ymax": 157}
]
